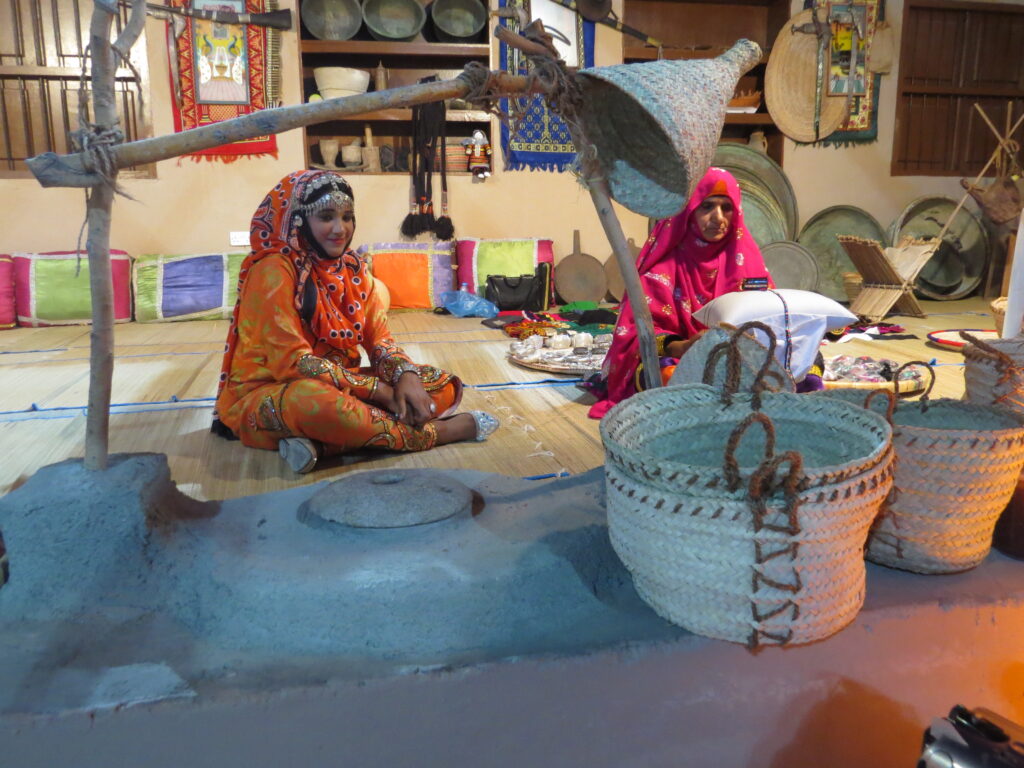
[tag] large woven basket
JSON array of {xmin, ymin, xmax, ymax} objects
[
  {"xmin": 601, "ymin": 324, "xmax": 893, "ymax": 647},
  {"xmin": 817, "ymin": 364, "xmax": 1024, "ymax": 573},
  {"xmin": 962, "ymin": 331, "xmax": 1024, "ymax": 415}
]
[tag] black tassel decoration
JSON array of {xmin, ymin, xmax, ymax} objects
[
  {"xmin": 434, "ymin": 190, "xmax": 454, "ymax": 241},
  {"xmin": 400, "ymin": 203, "xmax": 419, "ymax": 238},
  {"xmin": 422, "ymin": 201, "xmax": 436, "ymax": 233},
  {"xmin": 433, "ymin": 129, "xmax": 455, "ymax": 241}
]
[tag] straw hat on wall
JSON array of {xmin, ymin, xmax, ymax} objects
[{"xmin": 765, "ymin": 8, "xmax": 849, "ymax": 143}]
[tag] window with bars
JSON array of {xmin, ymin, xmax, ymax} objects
[
  {"xmin": 0, "ymin": 0, "xmax": 154, "ymax": 178},
  {"xmin": 892, "ymin": 0, "xmax": 1024, "ymax": 176}
]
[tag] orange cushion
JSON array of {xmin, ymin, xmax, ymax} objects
[{"xmin": 356, "ymin": 242, "xmax": 455, "ymax": 309}]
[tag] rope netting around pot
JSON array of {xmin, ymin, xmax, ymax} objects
[
  {"xmin": 600, "ymin": 322, "xmax": 894, "ymax": 648},
  {"xmin": 814, "ymin": 361, "xmax": 1024, "ymax": 574}
]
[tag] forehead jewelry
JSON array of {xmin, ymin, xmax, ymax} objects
[{"xmin": 297, "ymin": 175, "xmax": 353, "ymax": 215}]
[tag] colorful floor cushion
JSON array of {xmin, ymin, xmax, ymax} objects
[
  {"xmin": 13, "ymin": 250, "xmax": 132, "ymax": 327},
  {"xmin": 356, "ymin": 241, "xmax": 456, "ymax": 309},
  {"xmin": 0, "ymin": 255, "xmax": 14, "ymax": 329},
  {"xmin": 456, "ymin": 238, "xmax": 555, "ymax": 296},
  {"xmin": 133, "ymin": 252, "xmax": 246, "ymax": 322}
]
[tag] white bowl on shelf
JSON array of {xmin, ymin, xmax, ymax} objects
[
  {"xmin": 320, "ymin": 87, "xmax": 365, "ymax": 100},
  {"xmin": 313, "ymin": 66, "xmax": 370, "ymax": 94}
]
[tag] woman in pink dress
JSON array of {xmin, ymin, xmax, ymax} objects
[{"xmin": 588, "ymin": 167, "xmax": 774, "ymax": 419}]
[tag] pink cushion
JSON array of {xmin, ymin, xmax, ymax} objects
[
  {"xmin": 455, "ymin": 239, "xmax": 555, "ymax": 296},
  {"xmin": 13, "ymin": 250, "xmax": 133, "ymax": 327},
  {"xmin": 0, "ymin": 255, "xmax": 14, "ymax": 329}
]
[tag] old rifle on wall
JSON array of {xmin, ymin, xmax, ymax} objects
[
  {"xmin": 544, "ymin": 0, "xmax": 662, "ymax": 50},
  {"xmin": 122, "ymin": 2, "xmax": 293, "ymax": 30}
]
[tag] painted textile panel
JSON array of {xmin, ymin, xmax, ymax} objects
[
  {"xmin": 133, "ymin": 252, "xmax": 246, "ymax": 322},
  {"xmin": 806, "ymin": 0, "xmax": 883, "ymax": 145},
  {"xmin": 0, "ymin": 255, "xmax": 14, "ymax": 329},
  {"xmin": 456, "ymin": 238, "xmax": 555, "ymax": 297},
  {"xmin": 498, "ymin": 0, "xmax": 594, "ymax": 171},
  {"xmin": 356, "ymin": 242, "xmax": 456, "ymax": 310},
  {"xmin": 13, "ymin": 251, "xmax": 133, "ymax": 327},
  {"xmin": 168, "ymin": 0, "xmax": 279, "ymax": 160}
]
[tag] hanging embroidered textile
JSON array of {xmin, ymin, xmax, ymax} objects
[
  {"xmin": 498, "ymin": 0, "xmax": 594, "ymax": 171},
  {"xmin": 805, "ymin": 0, "xmax": 883, "ymax": 146},
  {"xmin": 167, "ymin": 0, "xmax": 280, "ymax": 161}
]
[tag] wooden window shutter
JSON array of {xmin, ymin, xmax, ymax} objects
[
  {"xmin": 0, "ymin": 0, "xmax": 153, "ymax": 178},
  {"xmin": 892, "ymin": 0, "xmax": 1024, "ymax": 177}
]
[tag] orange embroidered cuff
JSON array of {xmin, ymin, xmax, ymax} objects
[{"xmin": 297, "ymin": 353, "xmax": 378, "ymax": 400}]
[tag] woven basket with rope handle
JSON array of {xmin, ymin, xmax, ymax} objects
[
  {"xmin": 962, "ymin": 330, "xmax": 1024, "ymax": 415},
  {"xmin": 600, "ymin": 322, "xmax": 894, "ymax": 648},
  {"xmin": 815, "ymin": 360, "xmax": 1024, "ymax": 573}
]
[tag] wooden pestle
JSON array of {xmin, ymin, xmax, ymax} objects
[{"xmin": 362, "ymin": 124, "xmax": 381, "ymax": 173}]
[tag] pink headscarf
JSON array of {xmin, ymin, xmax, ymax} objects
[{"xmin": 588, "ymin": 167, "xmax": 772, "ymax": 419}]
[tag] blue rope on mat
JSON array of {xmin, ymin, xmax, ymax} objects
[
  {"xmin": 468, "ymin": 378, "xmax": 581, "ymax": 390},
  {"xmin": 0, "ymin": 347, "xmax": 69, "ymax": 355},
  {"xmin": 0, "ymin": 350, "xmax": 216, "ymax": 366},
  {"xmin": 0, "ymin": 395, "xmax": 216, "ymax": 417},
  {"xmin": 523, "ymin": 471, "xmax": 572, "ymax": 480},
  {"xmin": 0, "ymin": 402, "xmax": 215, "ymax": 423}
]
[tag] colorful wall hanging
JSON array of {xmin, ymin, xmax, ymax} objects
[
  {"xmin": 805, "ymin": 0, "xmax": 884, "ymax": 146},
  {"xmin": 168, "ymin": 0, "xmax": 279, "ymax": 161},
  {"xmin": 498, "ymin": 0, "xmax": 594, "ymax": 171}
]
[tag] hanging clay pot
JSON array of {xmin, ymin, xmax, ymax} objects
[{"xmin": 574, "ymin": 38, "xmax": 762, "ymax": 219}]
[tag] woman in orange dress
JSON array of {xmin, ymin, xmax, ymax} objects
[{"xmin": 213, "ymin": 170, "xmax": 498, "ymax": 473}]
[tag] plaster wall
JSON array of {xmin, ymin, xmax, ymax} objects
[
  {"xmin": 0, "ymin": 2, "xmax": 643, "ymax": 263},
  {"xmin": 0, "ymin": 0, "xmax": 1017, "ymax": 259},
  {"xmin": 783, "ymin": 0, "xmax": 1024, "ymax": 230}
]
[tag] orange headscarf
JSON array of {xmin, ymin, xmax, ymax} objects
[{"xmin": 214, "ymin": 170, "xmax": 371, "ymax": 406}]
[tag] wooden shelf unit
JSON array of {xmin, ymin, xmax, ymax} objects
[
  {"xmin": 621, "ymin": 0, "xmax": 789, "ymax": 166},
  {"xmin": 297, "ymin": 2, "xmax": 492, "ymax": 175}
]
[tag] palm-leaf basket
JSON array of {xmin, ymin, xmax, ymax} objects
[
  {"xmin": 815, "ymin": 361, "xmax": 1024, "ymax": 573},
  {"xmin": 961, "ymin": 331, "xmax": 1024, "ymax": 416},
  {"xmin": 600, "ymin": 323, "xmax": 894, "ymax": 648}
]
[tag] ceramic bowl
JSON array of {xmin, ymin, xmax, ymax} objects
[
  {"xmin": 320, "ymin": 87, "xmax": 366, "ymax": 100},
  {"xmin": 313, "ymin": 67, "xmax": 370, "ymax": 94}
]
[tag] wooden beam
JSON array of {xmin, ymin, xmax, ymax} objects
[{"xmin": 26, "ymin": 73, "xmax": 537, "ymax": 188}]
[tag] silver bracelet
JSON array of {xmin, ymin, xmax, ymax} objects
[{"xmin": 391, "ymin": 361, "xmax": 418, "ymax": 385}]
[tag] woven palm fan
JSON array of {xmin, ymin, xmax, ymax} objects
[{"xmin": 765, "ymin": 8, "xmax": 849, "ymax": 144}]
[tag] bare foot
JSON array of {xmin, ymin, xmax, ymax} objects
[{"xmin": 433, "ymin": 413, "xmax": 477, "ymax": 444}]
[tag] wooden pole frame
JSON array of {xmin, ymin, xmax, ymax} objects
[
  {"xmin": 28, "ymin": 73, "xmax": 536, "ymax": 188},
  {"xmin": 30, "ymin": 5, "xmax": 660, "ymax": 470},
  {"xmin": 28, "ymin": 2, "xmax": 542, "ymax": 471}
]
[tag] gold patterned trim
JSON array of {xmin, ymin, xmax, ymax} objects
[
  {"xmin": 255, "ymin": 393, "xmax": 288, "ymax": 433},
  {"xmin": 298, "ymin": 353, "xmax": 341, "ymax": 389}
]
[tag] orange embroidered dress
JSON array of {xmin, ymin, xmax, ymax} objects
[{"xmin": 214, "ymin": 171, "xmax": 462, "ymax": 455}]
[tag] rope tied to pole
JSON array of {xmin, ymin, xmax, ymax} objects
[
  {"xmin": 72, "ymin": 42, "xmax": 139, "ymax": 198},
  {"xmin": 457, "ymin": 62, "xmax": 507, "ymax": 116}
]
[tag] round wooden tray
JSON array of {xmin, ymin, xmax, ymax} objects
[
  {"xmin": 823, "ymin": 376, "xmax": 926, "ymax": 395},
  {"xmin": 507, "ymin": 352, "xmax": 606, "ymax": 376}
]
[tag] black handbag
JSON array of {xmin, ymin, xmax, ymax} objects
[
  {"xmin": 484, "ymin": 262, "xmax": 552, "ymax": 311},
  {"xmin": 485, "ymin": 273, "xmax": 535, "ymax": 311}
]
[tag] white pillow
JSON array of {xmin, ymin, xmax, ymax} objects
[{"xmin": 693, "ymin": 289, "xmax": 856, "ymax": 380}]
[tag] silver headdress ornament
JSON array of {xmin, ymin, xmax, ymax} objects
[{"xmin": 297, "ymin": 174, "xmax": 353, "ymax": 215}]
